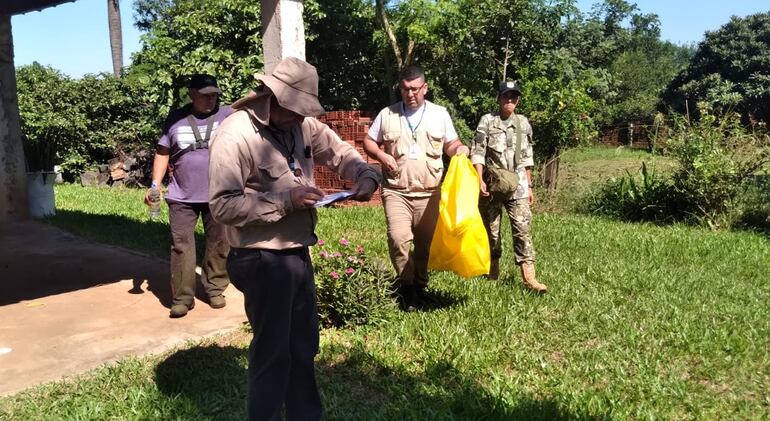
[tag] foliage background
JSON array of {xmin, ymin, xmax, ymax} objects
[
  {"xmin": 18, "ymin": 0, "xmax": 770, "ymax": 194},
  {"xmin": 662, "ymin": 11, "xmax": 770, "ymax": 123}
]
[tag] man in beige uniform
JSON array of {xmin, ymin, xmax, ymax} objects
[
  {"xmin": 363, "ymin": 65, "xmax": 469, "ymax": 311},
  {"xmin": 209, "ymin": 58, "xmax": 379, "ymax": 420}
]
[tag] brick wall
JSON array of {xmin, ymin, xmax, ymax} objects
[
  {"xmin": 598, "ymin": 123, "xmax": 654, "ymax": 150},
  {"xmin": 315, "ymin": 111, "xmax": 382, "ymax": 206}
]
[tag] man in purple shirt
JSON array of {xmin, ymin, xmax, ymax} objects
[{"xmin": 144, "ymin": 74, "xmax": 232, "ymax": 318}]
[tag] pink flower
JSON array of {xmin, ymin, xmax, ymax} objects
[
  {"xmin": 330, "ymin": 271, "xmax": 340, "ymax": 279},
  {"xmin": 317, "ymin": 239, "xmax": 325, "ymax": 246},
  {"xmin": 339, "ymin": 238, "xmax": 350, "ymax": 246},
  {"xmin": 319, "ymin": 251, "xmax": 328, "ymax": 258},
  {"xmin": 345, "ymin": 268, "xmax": 354, "ymax": 275},
  {"xmin": 333, "ymin": 252, "xmax": 342, "ymax": 258},
  {"xmin": 356, "ymin": 245, "xmax": 364, "ymax": 254}
]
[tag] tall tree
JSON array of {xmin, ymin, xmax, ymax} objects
[
  {"xmin": 306, "ymin": 0, "xmax": 387, "ymax": 111},
  {"xmin": 663, "ymin": 12, "xmax": 770, "ymax": 123},
  {"xmin": 375, "ymin": 0, "xmax": 414, "ymax": 71},
  {"xmin": 564, "ymin": 0, "xmax": 690, "ymax": 127},
  {"xmin": 107, "ymin": 0, "xmax": 123, "ymax": 76},
  {"xmin": 129, "ymin": 0, "xmax": 263, "ymax": 117}
]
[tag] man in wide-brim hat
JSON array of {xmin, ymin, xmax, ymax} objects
[{"xmin": 209, "ymin": 57, "xmax": 380, "ymax": 420}]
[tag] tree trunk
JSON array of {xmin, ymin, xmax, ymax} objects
[
  {"xmin": 375, "ymin": 0, "xmax": 403, "ymax": 70},
  {"xmin": 541, "ymin": 150, "xmax": 560, "ymax": 191},
  {"xmin": 383, "ymin": 46, "xmax": 396, "ymax": 104},
  {"xmin": 375, "ymin": 0, "xmax": 414, "ymax": 96},
  {"xmin": 107, "ymin": 0, "xmax": 123, "ymax": 77}
]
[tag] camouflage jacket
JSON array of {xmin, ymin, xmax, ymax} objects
[
  {"xmin": 470, "ymin": 112, "xmax": 534, "ymax": 171},
  {"xmin": 470, "ymin": 112, "xmax": 534, "ymax": 199}
]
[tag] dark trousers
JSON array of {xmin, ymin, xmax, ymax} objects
[
  {"xmin": 227, "ymin": 247, "xmax": 322, "ymax": 421},
  {"xmin": 167, "ymin": 200, "xmax": 230, "ymax": 306}
]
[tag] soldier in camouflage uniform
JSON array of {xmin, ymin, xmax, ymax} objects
[{"xmin": 470, "ymin": 81, "xmax": 547, "ymax": 293}]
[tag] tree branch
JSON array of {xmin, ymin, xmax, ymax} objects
[{"xmin": 376, "ymin": 0, "xmax": 404, "ymax": 70}]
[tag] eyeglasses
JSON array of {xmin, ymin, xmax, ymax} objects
[{"xmin": 399, "ymin": 83, "xmax": 426, "ymax": 94}]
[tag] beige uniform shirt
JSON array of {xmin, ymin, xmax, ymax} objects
[
  {"xmin": 209, "ymin": 104, "xmax": 379, "ymax": 250},
  {"xmin": 369, "ymin": 101, "xmax": 457, "ymax": 197}
]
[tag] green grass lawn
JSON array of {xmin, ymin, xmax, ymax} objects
[
  {"xmin": 2, "ymin": 148, "xmax": 769, "ymax": 419},
  {"xmin": 536, "ymin": 145, "xmax": 676, "ymax": 214}
]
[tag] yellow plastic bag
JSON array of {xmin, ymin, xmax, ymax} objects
[{"xmin": 428, "ymin": 155, "xmax": 490, "ymax": 278}]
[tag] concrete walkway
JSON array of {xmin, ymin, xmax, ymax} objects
[{"xmin": 0, "ymin": 221, "xmax": 247, "ymax": 396}]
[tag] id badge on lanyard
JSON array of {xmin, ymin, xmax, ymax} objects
[
  {"xmin": 409, "ymin": 141, "xmax": 420, "ymax": 160},
  {"xmin": 404, "ymin": 103, "xmax": 426, "ymax": 160}
]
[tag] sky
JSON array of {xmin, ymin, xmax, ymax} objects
[
  {"xmin": 11, "ymin": 0, "xmax": 770, "ymax": 79},
  {"xmin": 12, "ymin": 0, "xmax": 143, "ymax": 78}
]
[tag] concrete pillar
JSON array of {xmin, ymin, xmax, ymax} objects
[
  {"xmin": 261, "ymin": 0, "xmax": 305, "ymax": 73},
  {"xmin": 0, "ymin": 15, "xmax": 27, "ymax": 222}
]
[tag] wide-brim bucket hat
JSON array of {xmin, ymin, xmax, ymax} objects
[{"xmin": 232, "ymin": 57, "xmax": 325, "ymax": 117}]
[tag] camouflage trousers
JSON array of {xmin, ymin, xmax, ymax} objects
[{"xmin": 479, "ymin": 195, "xmax": 535, "ymax": 264}]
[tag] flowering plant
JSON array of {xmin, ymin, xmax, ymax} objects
[{"xmin": 311, "ymin": 237, "xmax": 395, "ymax": 327}]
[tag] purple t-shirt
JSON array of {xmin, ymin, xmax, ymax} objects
[{"xmin": 158, "ymin": 105, "xmax": 233, "ymax": 203}]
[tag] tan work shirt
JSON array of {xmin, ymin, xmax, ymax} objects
[
  {"xmin": 209, "ymin": 100, "xmax": 379, "ymax": 250},
  {"xmin": 371, "ymin": 101, "xmax": 456, "ymax": 197}
]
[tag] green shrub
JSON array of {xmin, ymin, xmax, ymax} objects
[
  {"xmin": 581, "ymin": 162, "xmax": 685, "ymax": 222},
  {"xmin": 667, "ymin": 109, "xmax": 770, "ymax": 228},
  {"xmin": 70, "ymin": 75, "xmax": 160, "ymax": 172},
  {"xmin": 312, "ymin": 237, "xmax": 396, "ymax": 328},
  {"xmin": 16, "ymin": 65, "xmax": 161, "ymax": 180},
  {"xmin": 732, "ymin": 175, "xmax": 770, "ymax": 235},
  {"xmin": 16, "ymin": 63, "xmax": 85, "ymax": 172},
  {"xmin": 584, "ymin": 110, "xmax": 770, "ymax": 229}
]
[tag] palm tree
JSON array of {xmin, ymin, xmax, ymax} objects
[{"xmin": 107, "ymin": 0, "xmax": 123, "ymax": 76}]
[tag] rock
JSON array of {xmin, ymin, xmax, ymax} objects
[
  {"xmin": 123, "ymin": 157, "xmax": 137, "ymax": 171},
  {"xmin": 111, "ymin": 167, "xmax": 126, "ymax": 181},
  {"xmin": 80, "ymin": 171, "xmax": 99, "ymax": 187},
  {"xmin": 97, "ymin": 172, "xmax": 110, "ymax": 186}
]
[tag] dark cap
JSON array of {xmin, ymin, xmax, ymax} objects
[
  {"xmin": 498, "ymin": 80, "xmax": 522, "ymax": 96},
  {"xmin": 188, "ymin": 74, "xmax": 221, "ymax": 94}
]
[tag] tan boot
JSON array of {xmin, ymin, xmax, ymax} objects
[
  {"xmin": 520, "ymin": 262, "xmax": 547, "ymax": 293},
  {"xmin": 487, "ymin": 259, "xmax": 500, "ymax": 280}
]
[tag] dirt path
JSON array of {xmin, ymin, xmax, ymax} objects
[{"xmin": 0, "ymin": 220, "xmax": 246, "ymax": 396}]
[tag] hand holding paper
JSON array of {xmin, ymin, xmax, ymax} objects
[{"xmin": 313, "ymin": 190, "xmax": 355, "ymax": 208}]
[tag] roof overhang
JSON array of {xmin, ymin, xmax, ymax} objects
[{"xmin": 1, "ymin": 0, "xmax": 77, "ymax": 16}]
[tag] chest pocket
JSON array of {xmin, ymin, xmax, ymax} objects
[
  {"xmin": 487, "ymin": 127, "xmax": 508, "ymax": 153},
  {"xmin": 256, "ymin": 157, "xmax": 289, "ymax": 183},
  {"xmin": 383, "ymin": 131, "xmax": 409, "ymax": 158},
  {"xmin": 425, "ymin": 128, "xmax": 444, "ymax": 158}
]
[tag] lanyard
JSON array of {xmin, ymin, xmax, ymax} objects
[
  {"xmin": 263, "ymin": 125, "xmax": 302, "ymax": 176},
  {"xmin": 401, "ymin": 102, "xmax": 427, "ymax": 141}
]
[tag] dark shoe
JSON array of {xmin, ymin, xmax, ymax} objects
[
  {"xmin": 170, "ymin": 301, "xmax": 194, "ymax": 318},
  {"xmin": 415, "ymin": 284, "xmax": 428, "ymax": 305},
  {"xmin": 209, "ymin": 295, "xmax": 226, "ymax": 309},
  {"xmin": 487, "ymin": 259, "xmax": 500, "ymax": 280},
  {"xmin": 401, "ymin": 285, "xmax": 419, "ymax": 312}
]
